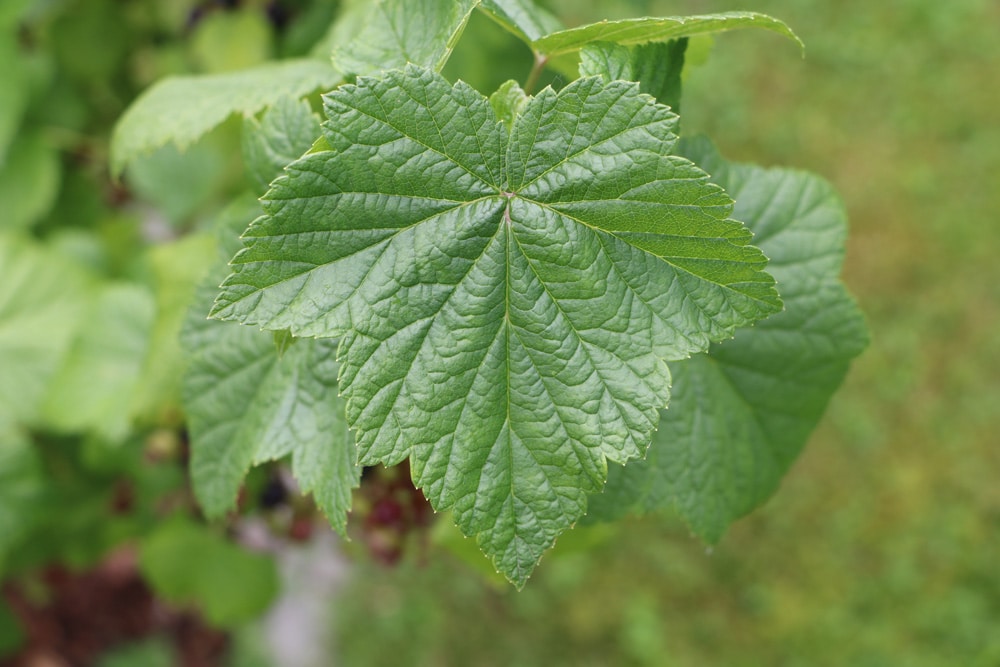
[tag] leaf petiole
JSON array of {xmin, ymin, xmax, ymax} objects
[{"xmin": 523, "ymin": 51, "xmax": 548, "ymax": 94}]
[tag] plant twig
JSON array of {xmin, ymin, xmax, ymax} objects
[{"xmin": 524, "ymin": 52, "xmax": 548, "ymax": 95}]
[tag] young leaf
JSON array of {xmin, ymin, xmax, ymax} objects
[
  {"xmin": 212, "ymin": 66, "xmax": 780, "ymax": 584},
  {"xmin": 488, "ymin": 79, "xmax": 529, "ymax": 129},
  {"xmin": 580, "ymin": 39, "xmax": 688, "ymax": 113},
  {"xmin": 324, "ymin": 0, "xmax": 480, "ymax": 77},
  {"xmin": 479, "ymin": 0, "xmax": 564, "ymax": 43},
  {"xmin": 531, "ymin": 12, "xmax": 802, "ymax": 58},
  {"xmin": 111, "ymin": 59, "xmax": 339, "ymax": 177},
  {"xmin": 242, "ymin": 96, "xmax": 322, "ymax": 193},
  {"xmin": 588, "ymin": 139, "xmax": 869, "ymax": 540},
  {"xmin": 578, "ymin": 42, "xmax": 633, "ymax": 82}
]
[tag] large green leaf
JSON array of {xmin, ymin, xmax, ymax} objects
[
  {"xmin": 0, "ymin": 235, "xmax": 90, "ymax": 424},
  {"xmin": 110, "ymin": 59, "xmax": 340, "ymax": 177},
  {"xmin": 479, "ymin": 0, "xmax": 563, "ymax": 43},
  {"xmin": 324, "ymin": 0, "xmax": 479, "ymax": 77},
  {"xmin": 531, "ymin": 12, "xmax": 801, "ymax": 58},
  {"xmin": 212, "ymin": 66, "xmax": 780, "ymax": 584},
  {"xmin": 588, "ymin": 138, "xmax": 869, "ymax": 540}
]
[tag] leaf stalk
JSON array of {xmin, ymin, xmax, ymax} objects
[{"xmin": 524, "ymin": 52, "xmax": 548, "ymax": 95}]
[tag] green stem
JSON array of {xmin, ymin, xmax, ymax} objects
[{"xmin": 523, "ymin": 52, "xmax": 548, "ymax": 95}]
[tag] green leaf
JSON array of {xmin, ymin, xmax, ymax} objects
[
  {"xmin": 588, "ymin": 138, "xmax": 869, "ymax": 541},
  {"xmin": 479, "ymin": 0, "xmax": 564, "ymax": 43},
  {"xmin": 139, "ymin": 517, "xmax": 279, "ymax": 627},
  {"xmin": 279, "ymin": 2, "xmax": 340, "ymax": 58},
  {"xmin": 0, "ymin": 32, "xmax": 29, "ymax": 163},
  {"xmin": 0, "ymin": 130, "xmax": 61, "ymax": 231},
  {"xmin": 272, "ymin": 329, "xmax": 296, "ymax": 357},
  {"xmin": 111, "ymin": 59, "xmax": 340, "ymax": 177},
  {"xmin": 324, "ymin": 0, "xmax": 480, "ymax": 77},
  {"xmin": 40, "ymin": 284, "xmax": 155, "ymax": 441},
  {"xmin": 580, "ymin": 39, "xmax": 687, "ymax": 113},
  {"xmin": 190, "ymin": 7, "xmax": 273, "ymax": 73},
  {"xmin": 0, "ymin": 595, "xmax": 25, "ymax": 656},
  {"xmin": 0, "ymin": 420, "xmax": 43, "ymax": 573},
  {"xmin": 488, "ymin": 79, "xmax": 529, "ymax": 129},
  {"xmin": 212, "ymin": 66, "xmax": 780, "ymax": 585},
  {"xmin": 129, "ymin": 233, "xmax": 216, "ymax": 426},
  {"xmin": 0, "ymin": 234, "xmax": 91, "ymax": 424},
  {"xmin": 48, "ymin": 0, "xmax": 129, "ymax": 82},
  {"xmin": 578, "ymin": 42, "xmax": 632, "ymax": 82},
  {"xmin": 531, "ymin": 12, "xmax": 802, "ymax": 58},
  {"xmin": 182, "ymin": 326, "xmax": 359, "ymax": 531},
  {"xmin": 178, "ymin": 194, "xmax": 264, "ymax": 353},
  {"xmin": 0, "ymin": 0, "xmax": 32, "ymax": 30},
  {"xmin": 125, "ymin": 140, "xmax": 228, "ymax": 226},
  {"xmin": 242, "ymin": 96, "xmax": 322, "ymax": 193}
]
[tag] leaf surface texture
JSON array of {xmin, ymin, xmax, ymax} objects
[
  {"xmin": 212, "ymin": 66, "xmax": 781, "ymax": 584},
  {"xmin": 183, "ymin": 198, "xmax": 359, "ymax": 531},
  {"xmin": 325, "ymin": 0, "xmax": 479, "ymax": 76}
]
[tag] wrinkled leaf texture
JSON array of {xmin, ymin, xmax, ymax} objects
[
  {"xmin": 212, "ymin": 66, "xmax": 781, "ymax": 584},
  {"xmin": 182, "ymin": 197, "xmax": 360, "ymax": 531},
  {"xmin": 326, "ymin": 0, "xmax": 480, "ymax": 77}
]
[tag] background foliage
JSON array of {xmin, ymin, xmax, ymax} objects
[{"xmin": 1, "ymin": 0, "xmax": 997, "ymax": 664}]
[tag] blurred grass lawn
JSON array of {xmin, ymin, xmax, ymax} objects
[{"xmin": 335, "ymin": 1, "xmax": 1000, "ymax": 665}]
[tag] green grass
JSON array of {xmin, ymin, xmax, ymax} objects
[{"xmin": 335, "ymin": 1, "xmax": 1000, "ymax": 664}]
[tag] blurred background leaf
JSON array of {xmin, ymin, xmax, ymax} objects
[
  {"xmin": 40, "ymin": 284, "xmax": 155, "ymax": 441},
  {"xmin": 139, "ymin": 517, "xmax": 280, "ymax": 627}
]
